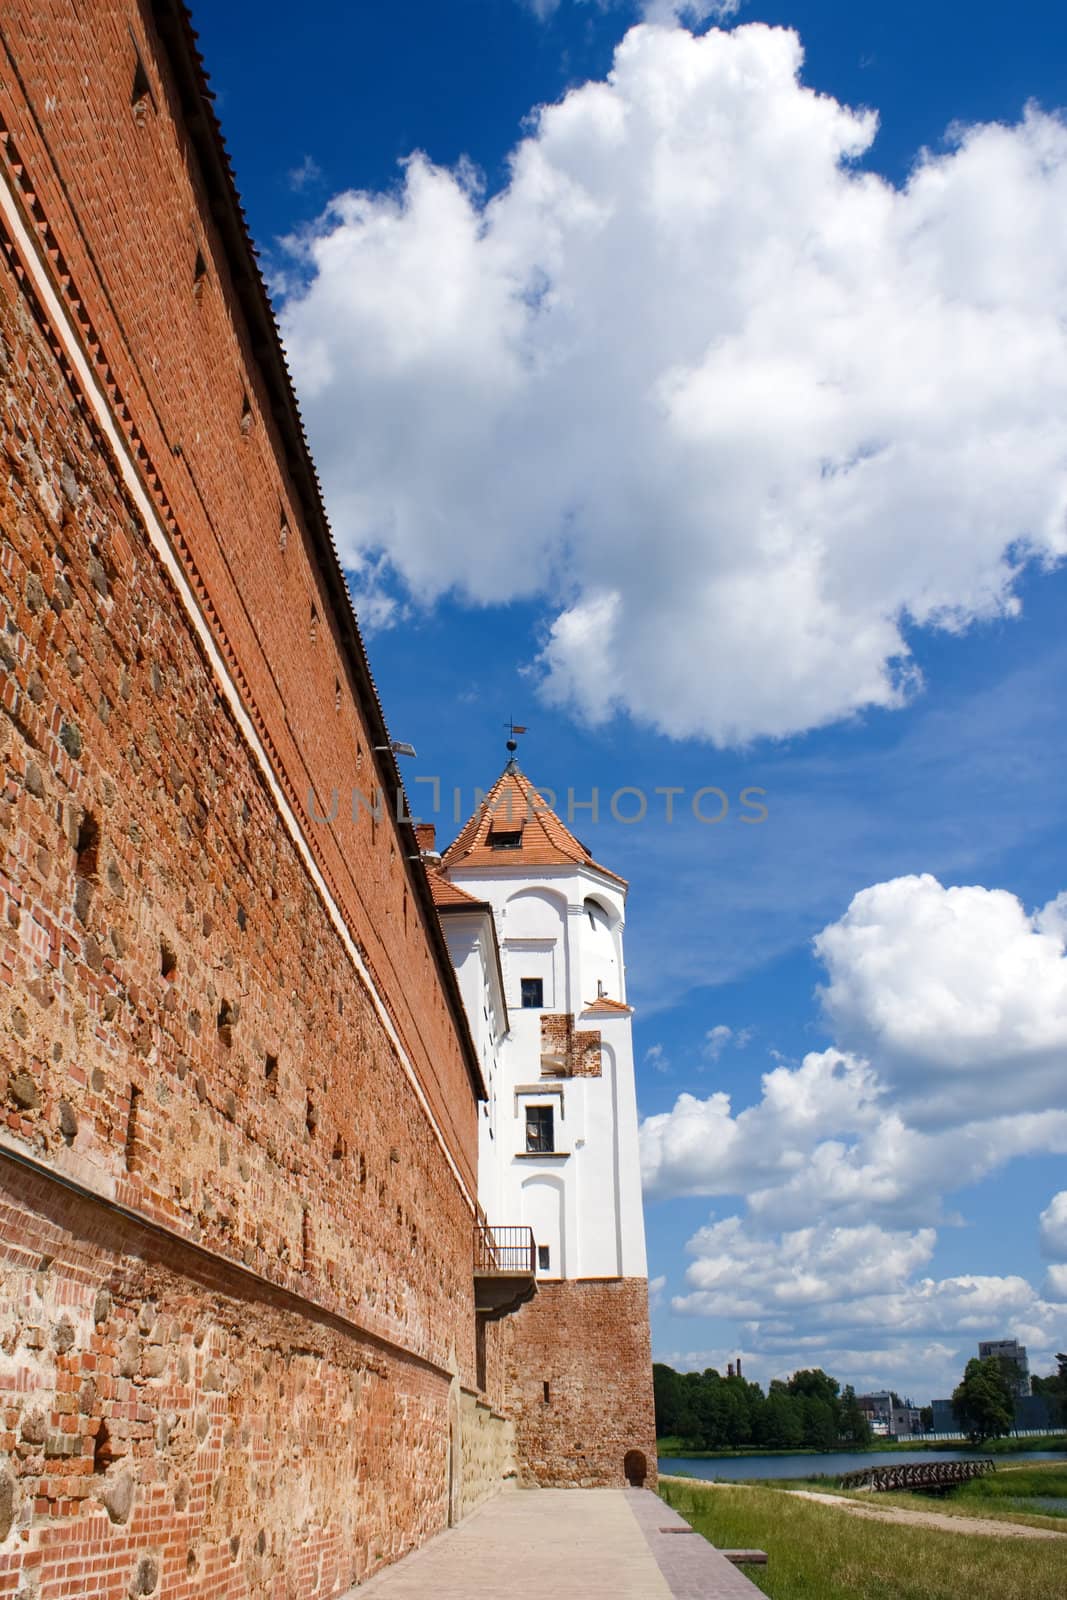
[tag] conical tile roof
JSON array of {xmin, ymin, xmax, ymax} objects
[{"xmin": 442, "ymin": 761, "xmax": 626, "ymax": 885}]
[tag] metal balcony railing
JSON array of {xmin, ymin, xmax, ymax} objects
[{"xmin": 473, "ymin": 1223, "xmax": 536, "ymax": 1276}]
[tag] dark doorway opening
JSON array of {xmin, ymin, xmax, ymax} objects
[{"xmin": 624, "ymin": 1449, "xmax": 647, "ymax": 1487}]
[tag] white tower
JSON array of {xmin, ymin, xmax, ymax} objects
[{"xmin": 438, "ymin": 755, "xmax": 655, "ymax": 1487}]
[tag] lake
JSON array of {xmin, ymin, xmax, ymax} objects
[{"xmin": 660, "ymin": 1448, "xmax": 1067, "ymax": 1481}]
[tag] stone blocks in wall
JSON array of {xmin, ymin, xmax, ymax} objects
[{"xmin": 459, "ymin": 1390, "xmax": 516, "ymax": 1520}]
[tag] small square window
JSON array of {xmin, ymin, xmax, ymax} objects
[
  {"xmin": 537, "ymin": 1244, "xmax": 550, "ymax": 1271},
  {"xmin": 526, "ymin": 1105, "xmax": 554, "ymax": 1153},
  {"xmin": 521, "ymin": 977, "xmax": 544, "ymax": 1009}
]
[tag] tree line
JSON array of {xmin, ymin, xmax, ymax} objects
[
  {"xmin": 953, "ymin": 1352, "xmax": 1066, "ymax": 1443},
  {"xmin": 654, "ymin": 1363, "xmax": 872, "ymax": 1451}
]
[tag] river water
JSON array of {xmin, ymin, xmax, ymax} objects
[{"xmin": 660, "ymin": 1448, "xmax": 1067, "ymax": 1481}]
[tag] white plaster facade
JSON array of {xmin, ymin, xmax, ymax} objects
[{"xmin": 438, "ymin": 796, "xmax": 648, "ymax": 1285}]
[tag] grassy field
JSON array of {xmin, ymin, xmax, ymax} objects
[
  {"xmin": 955, "ymin": 1462, "xmax": 1067, "ymax": 1505},
  {"xmin": 736, "ymin": 1460, "xmax": 1067, "ymax": 1533},
  {"xmin": 659, "ymin": 1476, "xmax": 1067, "ymax": 1600}
]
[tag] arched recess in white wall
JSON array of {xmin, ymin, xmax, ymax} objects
[
  {"xmin": 521, "ymin": 1172, "xmax": 566, "ymax": 1278},
  {"xmin": 598, "ymin": 1039, "xmax": 623, "ymax": 1278},
  {"xmin": 504, "ymin": 886, "xmax": 567, "ymax": 938},
  {"xmin": 581, "ymin": 895, "xmax": 620, "ymax": 1003},
  {"xmin": 503, "ymin": 887, "xmax": 568, "ymax": 1011}
]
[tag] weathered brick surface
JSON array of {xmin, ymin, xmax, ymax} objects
[
  {"xmin": 0, "ymin": 253, "xmax": 475, "ymax": 1381},
  {"xmin": 0, "ymin": 2, "xmax": 495, "ymax": 1592},
  {"xmin": 504, "ymin": 1281, "xmax": 658, "ymax": 1489},
  {"xmin": 540, "ymin": 1014, "xmax": 602, "ymax": 1078},
  {"xmin": 0, "ymin": 1162, "xmax": 451, "ymax": 1598},
  {"xmin": 0, "ymin": 0, "xmax": 480, "ymax": 1192}
]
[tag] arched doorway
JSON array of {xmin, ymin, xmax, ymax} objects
[{"xmin": 624, "ymin": 1449, "xmax": 647, "ymax": 1488}]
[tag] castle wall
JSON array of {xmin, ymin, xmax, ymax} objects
[
  {"xmin": 0, "ymin": 0, "xmax": 480, "ymax": 1191},
  {"xmin": 0, "ymin": 2, "xmax": 497, "ymax": 1593},
  {"xmin": 458, "ymin": 1390, "xmax": 516, "ymax": 1520},
  {"xmin": 504, "ymin": 1280, "xmax": 657, "ymax": 1489},
  {"xmin": 0, "ymin": 1162, "xmax": 451, "ymax": 1598}
]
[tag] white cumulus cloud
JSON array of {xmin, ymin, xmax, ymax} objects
[
  {"xmin": 1040, "ymin": 1191, "xmax": 1067, "ymax": 1258},
  {"xmin": 671, "ymin": 1215, "xmax": 1063, "ymax": 1383},
  {"xmin": 643, "ymin": 871, "xmax": 1067, "ymax": 1389},
  {"xmin": 1040, "ymin": 1191, "xmax": 1067, "ymax": 1301},
  {"xmin": 703, "ymin": 1023, "xmax": 752, "ymax": 1060},
  {"xmin": 641, "ymin": 1049, "xmax": 884, "ymax": 1203},
  {"xmin": 641, "ymin": 875, "xmax": 1067, "ymax": 1216},
  {"xmin": 673, "ymin": 1217, "xmax": 936, "ymax": 1319},
  {"xmin": 281, "ymin": 22, "xmax": 1067, "ymax": 744},
  {"xmin": 816, "ymin": 875, "xmax": 1067, "ymax": 1123}
]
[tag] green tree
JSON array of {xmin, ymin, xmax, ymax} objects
[
  {"xmin": 758, "ymin": 1387, "xmax": 805, "ymax": 1448},
  {"xmin": 952, "ymin": 1357, "xmax": 1014, "ymax": 1444},
  {"xmin": 839, "ymin": 1385, "xmax": 873, "ymax": 1446},
  {"xmin": 653, "ymin": 1363, "xmax": 686, "ymax": 1439}
]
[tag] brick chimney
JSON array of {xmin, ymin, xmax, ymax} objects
[{"xmin": 414, "ymin": 823, "xmax": 436, "ymax": 852}]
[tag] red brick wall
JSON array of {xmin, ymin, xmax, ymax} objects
[
  {"xmin": 0, "ymin": 1161, "xmax": 451, "ymax": 1598},
  {"xmin": 0, "ymin": 2, "xmax": 494, "ymax": 1591},
  {"xmin": 0, "ymin": 0, "xmax": 479, "ymax": 1194},
  {"xmin": 504, "ymin": 1281, "xmax": 657, "ymax": 1489},
  {"xmin": 540, "ymin": 1014, "xmax": 602, "ymax": 1078}
]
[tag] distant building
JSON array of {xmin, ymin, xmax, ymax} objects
[
  {"xmin": 931, "ymin": 1398, "xmax": 957, "ymax": 1433},
  {"xmin": 856, "ymin": 1391, "xmax": 893, "ymax": 1430},
  {"xmin": 978, "ymin": 1339, "xmax": 1031, "ymax": 1396},
  {"xmin": 930, "ymin": 1391, "xmax": 1052, "ymax": 1435},
  {"xmin": 857, "ymin": 1391, "xmax": 922, "ymax": 1437},
  {"xmin": 891, "ymin": 1404, "xmax": 923, "ymax": 1437},
  {"xmin": 1014, "ymin": 1394, "xmax": 1053, "ymax": 1431}
]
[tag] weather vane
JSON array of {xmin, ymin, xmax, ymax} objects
[{"xmin": 504, "ymin": 717, "xmax": 528, "ymax": 756}]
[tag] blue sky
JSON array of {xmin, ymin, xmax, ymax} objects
[{"xmin": 193, "ymin": 0, "xmax": 1067, "ymax": 1402}]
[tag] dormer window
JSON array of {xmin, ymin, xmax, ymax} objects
[{"xmin": 489, "ymin": 829, "xmax": 522, "ymax": 850}]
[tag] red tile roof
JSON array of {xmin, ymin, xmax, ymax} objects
[
  {"xmin": 442, "ymin": 763, "xmax": 627, "ymax": 885},
  {"xmin": 426, "ymin": 869, "xmax": 488, "ymax": 910},
  {"xmin": 582, "ymin": 996, "xmax": 633, "ymax": 1014}
]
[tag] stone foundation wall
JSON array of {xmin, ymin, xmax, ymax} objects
[
  {"xmin": 504, "ymin": 1279, "xmax": 657, "ymax": 1489},
  {"xmin": 458, "ymin": 1390, "xmax": 515, "ymax": 1520}
]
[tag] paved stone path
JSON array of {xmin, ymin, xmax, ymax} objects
[{"xmin": 348, "ymin": 1487, "xmax": 765, "ymax": 1597}]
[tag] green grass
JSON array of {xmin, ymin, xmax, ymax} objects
[
  {"xmin": 729, "ymin": 1458, "xmax": 1067, "ymax": 1531},
  {"xmin": 956, "ymin": 1463, "xmax": 1067, "ymax": 1501},
  {"xmin": 659, "ymin": 1477, "xmax": 1067, "ymax": 1600}
]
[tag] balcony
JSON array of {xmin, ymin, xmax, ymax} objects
[{"xmin": 473, "ymin": 1223, "xmax": 537, "ymax": 1320}]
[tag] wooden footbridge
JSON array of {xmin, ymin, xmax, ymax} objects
[{"xmin": 839, "ymin": 1458, "xmax": 996, "ymax": 1494}]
